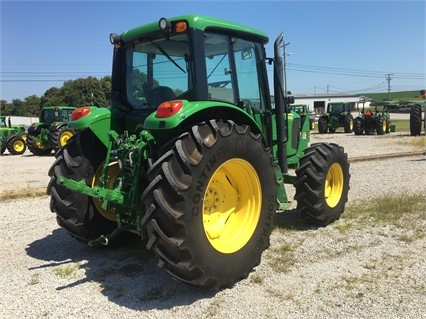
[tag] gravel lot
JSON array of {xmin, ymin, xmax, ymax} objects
[{"xmin": 0, "ymin": 131, "xmax": 425, "ymax": 319}]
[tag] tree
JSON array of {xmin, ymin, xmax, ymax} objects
[
  {"xmin": 60, "ymin": 76, "xmax": 110, "ymax": 107},
  {"xmin": 24, "ymin": 95, "xmax": 41, "ymax": 117},
  {"xmin": 3, "ymin": 76, "xmax": 112, "ymax": 116},
  {"xmin": 10, "ymin": 99, "xmax": 24, "ymax": 116},
  {"xmin": 41, "ymin": 87, "xmax": 64, "ymax": 107}
]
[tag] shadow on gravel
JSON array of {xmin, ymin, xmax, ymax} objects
[
  {"xmin": 275, "ymin": 209, "xmax": 319, "ymax": 231},
  {"xmin": 26, "ymin": 229, "xmax": 215, "ymax": 311}
]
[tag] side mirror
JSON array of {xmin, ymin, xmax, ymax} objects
[{"xmin": 285, "ymin": 96, "xmax": 295, "ymax": 105}]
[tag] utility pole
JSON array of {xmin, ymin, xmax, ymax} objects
[{"xmin": 386, "ymin": 74, "xmax": 393, "ymax": 101}]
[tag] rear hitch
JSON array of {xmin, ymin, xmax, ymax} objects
[{"xmin": 88, "ymin": 226, "xmax": 131, "ymax": 246}]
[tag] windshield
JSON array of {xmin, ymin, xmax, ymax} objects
[
  {"xmin": 42, "ymin": 109, "xmax": 73, "ymax": 124},
  {"xmin": 125, "ymin": 33, "xmax": 191, "ymax": 109}
]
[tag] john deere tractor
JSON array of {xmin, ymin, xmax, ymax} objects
[
  {"xmin": 0, "ymin": 116, "xmax": 27, "ymax": 155},
  {"xmin": 353, "ymin": 105, "xmax": 391, "ymax": 135},
  {"xmin": 47, "ymin": 15, "xmax": 350, "ymax": 290},
  {"xmin": 27, "ymin": 106, "xmax": 76, "ymax": 155},
  {"xmin": 318, "ymin": 102, "xmax": 353, "ymax": 133},
  {"xmin": 290, "ymin": 104, "xmax": 315, "ymax": 130}
]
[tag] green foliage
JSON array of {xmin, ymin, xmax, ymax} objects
[
  {"xmin": 365, "ymin": 90, "xmax": 426, "ymax": 102},
  {"xmin": 0, "ymin": 76, "xmax": 111, "ymax": 116}
]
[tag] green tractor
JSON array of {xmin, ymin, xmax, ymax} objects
[
  {"xmin": 409, "ymin": 103, "xmax": 425, "ymax": 136},
  {"xmin": 318, "ymin": 102, "xmax": 353, "ymax": 133},
  {"xmin": 47, "ymin": 15, "xmax": 350, "ymax": 290},
  {"xmin": 353, "ymin": 105, "xmax": 391, "ymax": 135},
  {"xmin": 290, "ymin": 104, "xmax": 315, "ymax": 130},
  {"xmin": 27, "ymin": 106, "xmax": 76, "ymax": 155},
  {"xmin": 0, "ymin": 116, "xmax": 27, "ymax": 155}
]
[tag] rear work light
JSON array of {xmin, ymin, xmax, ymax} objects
[
  {"xmin": 156, "ymin": 100, "xmax": 183, "ymax": 118},
  {"xmin": 71, "ymin": 107, "xmax": 91, "ymax": 121}
]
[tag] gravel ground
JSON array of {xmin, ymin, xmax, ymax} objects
[{"xmin": 0, "ymin": 131, "xmax": 425, "ymax": 319}]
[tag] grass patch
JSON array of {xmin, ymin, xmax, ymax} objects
[
  {"xmin": 0, "ymin": 187, "xmax": 47, "ymax": 202},
  {"xmin": 390, "ymin": 119, "xmax": 410, "ymax": 132},
  {"xmin": 250, "ymin": 273, "xmax": 265, "ymax": 285},
  {"xmin": 340, "ymin": 193, "xmax": 425, "ymax": 232},
  {"xmin": 268, "ymin": 242, "xmax": 297, "ymax": 273},
  {"xmin": 53, "ymin": 262, "xmax": 81, "ymax": 277},
  {"xmin": 395, "ymin": 135, "xmax": 426, "ymax": 148}
]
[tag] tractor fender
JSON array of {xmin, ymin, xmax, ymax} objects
[
  {"xmin": 49, "ymin": 123, "xmax": 67, "ymax": 133},
  {"xmin": 67, "ymin": 106, "xmax": 113, "ymax": 147},
  {"xmin": 143, "ymin": 100, "xmax": 263, "ymax": 144},
  {"xmin": 4, "ymin": 134, "xmax": 17, "ymax": 144}
]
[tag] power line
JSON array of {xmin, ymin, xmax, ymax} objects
[{"xmin": 287, "ymin": 63, "xmax": 426, "ymax": 80}]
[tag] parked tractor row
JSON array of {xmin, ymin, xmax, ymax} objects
[
  {"xmin": 0, "ymin": 106, "xmax": 76, "ymax": 156},
  {"xmin": 316, "ymin": 102, "xmax": 392, "ymax": 136}
]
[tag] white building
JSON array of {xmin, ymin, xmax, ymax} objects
[{"xmin": 293, "ymin": 94, "xmax": 372, "ymax": 114}]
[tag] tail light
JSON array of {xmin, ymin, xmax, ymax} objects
[
  {"xmin": 156, "ymin": 100, "xmax": 183, "ymax": 118},
  {"xmin": 72, "ymin": 107, "xmax": 91, "ymax": 120}
]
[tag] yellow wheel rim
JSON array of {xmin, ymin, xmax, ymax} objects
[
  {"xmin": 35, "ymin": 140, "xmax": 49, "ymax": 150},
  {"xmin": 92, "ymin": 161, "xmax": 119, "ymax": 221},
  {"xmin": 13, "ymin": 140, "xmax": 25, "ymax": 153},
  {"xmin": 59, "ymin": 130, "xmax": 74, "ymax": 147},
  {"xmin": 202, "ymin": 159, "xmax": 262, "ymax": 254},
  {"xmin": 325, "ymin": 163, "xmax": 344, "ymax": 208},
  {"xmin": 382, "ymin": 120, "xmax": 386, "ymax": 132},
  {"xmin": 349, "ymin": 118, "xmax": 353, "ymax": 130}
]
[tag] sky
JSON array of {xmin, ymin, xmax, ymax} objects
[{"xmin": 1, "ymin": 0, "xmax": 425, "ymax": 103}]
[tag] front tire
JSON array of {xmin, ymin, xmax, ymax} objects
[
  {"xmin": 51, "ymin": 126, "xmax": 76, "ymax": 152},
  {"xmin": 47, "ymin": 130, "xmax": 116, "ymax": 243},
  {"xmin": 141, "ymin": 120, "xmax": 277, "ymax": 290},
  {"xmin": 294, "ymin": 143, "xmax": 350, "ymax": 226},
  {"xmin": 27, "ymin": 137, "xmax": 52, "ymax": 156},
  {"xmin": 7, "ymin": 136, "xmax": 26, "ymax": 155}
]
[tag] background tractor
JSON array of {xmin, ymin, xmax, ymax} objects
[
  {"xmin": 290, "ymin": 104, "xmax": 315, "ymax": 130},
  {"xmin": 318, "ymin": 102, "xmax": 353, "ymax": 133},
  {"xmin": 47, "ymin": 15, "xmax": 350, "ymax": 290},
  {"xmin": 0, "ymin": 116, "xmax": 27, "ymax": 155},
  {"xmin": 353, "ymin": 105, "xmax": 391, "ymax": 135},
  {"xmin": 27, "ymin": 106, "xmax": 76, "ymax": 155},
  {"xmin": 409, "ymin": 103, "xmax": 425, "ymax": 136}
]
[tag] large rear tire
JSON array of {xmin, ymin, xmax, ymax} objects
[
  {"xmin": 294, "ymin": 143, "xmax": 350, "ymax": 226},
  {"xmin": 410, "ymin": 104, "xmax": 422, "ymax": 136},
  {"xmin": 353, "ymin": 117, "xmax": 363, "ymax": 135},
  {"xmin": 141, "ymin": 120, "xmax": 277, "ymax": 290},
  {"xmin": 47, "ymin": 130, "xmax": 116, "ymax": 243},
  {"xmin": 376, "ymin": 117, "xmax": 385, "ymax": 135},
  {"xmin": 344, "ymin": 114, "xmax": 353, "ymax": 133},
  {"xmin": 318, "ymin": 117, "xmax": 328, "ymax": 134}
]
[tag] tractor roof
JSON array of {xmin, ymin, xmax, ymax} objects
[{"xmin": 120, "ymin": 14, "xmax": 269, "ymax": 44}]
